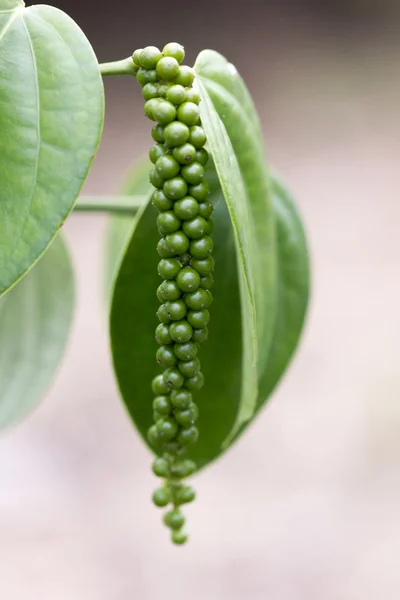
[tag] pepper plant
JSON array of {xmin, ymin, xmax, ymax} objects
[{"xmin": 0, "ymin": 0, "xmax": 310, "ymax": 545}]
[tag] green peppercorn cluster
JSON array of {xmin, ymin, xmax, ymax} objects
[{"xmin": 132, "ymin": 43, "xmax": 214, "ymax": 545}]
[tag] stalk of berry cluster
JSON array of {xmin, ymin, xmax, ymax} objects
[{"xmin": 132, "ymin": 43, "xmax": 214, "ymax": 545}]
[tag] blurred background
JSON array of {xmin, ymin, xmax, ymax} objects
[{"xmin": 1, "ymin": 0, "xmax": 400, "ymax": 597}]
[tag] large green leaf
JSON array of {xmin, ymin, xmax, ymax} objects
[
  {"xmin": 0, "ymin": 233, "xmax": 74, "ymax": 431},
  {"xmin": 0, "ymin": 0, "xmax": 104, "ymax": 296}
]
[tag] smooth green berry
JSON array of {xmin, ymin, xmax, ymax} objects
[
  {"xmin": 157, "ymin": 304, "xmax": 171, "ymax": 324},
  {"xmin": 149, "ymin": 167, "xmax": 164, "ymax": 189},
  {"xmin": 173, "ymin": 197, "xmax": 199, "ymax": 220},
  {"xmin": 163, "ymin": 177, "xmax": 188, "ymax": 200},
  {"xmin": 156, "ymin": 345, "xmax": 177, "ymax": 368},
  {"xmin": 185, "ymin": 372, "xmax": 205, "ymax": 391},
  {"xmin": 157, "ymin": 210, "xmax": 182, "ymax": 235},
  {"xmin": 169, "ymin": 321, "xmax": 193, "ymax": 343},
  {"xmin": 174, "ymin": 485, "xmax": 196, "ymax": 505},
  {"xmin": 155, "ymin": 323, "xmax": 173, "ymax": 345},
  {"xmin": 153, "ymin": 395, "xmax": 172, "ymax": 415},
  {"xmin": 163, "ymin": 42, "xmax": 185, "ymax": 64},
  {"xmin": 170, "ymin": 388, "xmax": 193, "ymax": 409},
  {"xmin": 142, "ymin": 82, "xmax": 159, "ymax": 101},
  {"xmin": 144, "ymin": 98, "xmax": 161, "ymax": 121},
  {"xmin": 172, "ymin": 143, "xmax": 196, "ymax": 165},
  {"xmin": 175, "ymin": 65, "xmax": 194, "ymax": 87},
  {"xmin": 195, "ymin": 148, "xmax": 209, "ymax": 165},
  {"xmin": 137, "ymin": 68, "xmax": 158, "ymax": 86},
  {"xmin": 165, "ymin": 231, "xmax": 190, "ymax": 254},
  {"xmin": 153, "ymin": 100, "xmax": 176, "ymax": 124},
  {"xmin": 152, "ymin": 374, "xmax": 170, "ymax": 395},
  {"xmin": 190, "ymin": 235, "xmax": 214, "ymax": 259},
  {"xmin": 158, "ymin": 280, "xmax": 181, "ymax": 301},
  {"xmin": 182, "ymin": 215, "xmax": 208, "ymax": 239},
  {"xmin": 185, "ymin": 289, "xmax": 213, "ymax": 310},
  {"xmin": 198, "ymin": 201, "xmax": 213, "ymax": 218},
  {"xmin": 174, "ymin": 341, "xmax": 198, "ymax": 360},
  {"xmin": 166, "ymin": 84, "xmax": 186, "ymax": 105},
  {"xmin": 185, "ymin": 88, "xmax": 200, "ymax": 104},
  {"xmin": 152, "ymin": 189, "xmax": 173, "ymax": 211},
  {"xmin": 189, "ymin": 181, "xmax": 209, "ymax": 201},
  {"xmin": 178, "ymin": 425, "xmax": 199, "ymax": 445},
  {"xmin": 156, "ymin": 56, "xmax": 180, "ymax": 80},
  {"xmin": 152, "ymin": 457, "xmax": 170, "ymax": 477},
  {"xmin": 132, "ymin": 48, "xmax": 143, "ymax": 67},
  {"xmin": 177, "ymin": 358, "xmax": 201, "ymax": 378},
  {"xmin": 163, "ymin": 122, "xmax": 190, "ymax": 147},
  {"xmin": 163, "ymin": 508, "xmax": 185, "ymax": 530},
  {"xmin": 176, "ymin": 267, "xmax": 201, "ymax": 292},
  {"xmin": 156, "ymin": 286, "xmax": 165, "ymax": 303},
  {"xmin": 139, "ymin": 46, "xmax": 162, "ymax": 69},
  {"xmin": 191, "ymin": 255, "xmax": 214, "ymax": 275},
  {"xmin": 192, "ymin": 328, "xmax": 208, "ymax": 343},
  {"xmin": 156, "ymin": 417, "xmax": 178, "ymax": 440},
  {"xmin": 170, "ymin": 459, "xmax": 197, "ymax": 477},
  {"xmin": 188, "ymin": 125, "xmax": 206, "ymax": 148},
  {"xmin": 155, "ymin": 155, "xmax": 180, "ymax": 179},
  {"xmin": 152, "ymin": 487, "xmax": 170, "ymax": 507},
  {"xmin": 157, "ymin": 237, "xmax": 176, "ymax": 258},
  {"xmin": 181, "ymin": 162, "xmax": 204, "ymax": 185},
  {"xmin": 187, "ymin": 308, "xmax": 210, "ymax": 328},
  {"xmin": 200, "ymin": 274, "xmax": 214, "ymax": 289},
  {"xmin": 177, "ymin": 102, "xmax": 200, "ymax": 126},
  {"xmin": 149, "ymin": 143, "xmax": 166, "ymax": 164},
  {"xmin": 163, "ymin": 367, "xmax": 184, "ymax": 389},
  {"xmin": 152, "ymin": 124, "xmax": 165, "ymax": 142},
  {"xmin": 157, "ymin": 258, "xmax": 181, "ymax": 279},
  {"xmin": 171, "ymin": 530, "xmax": 188, "ymax": 545},
  {"xmin": 164, "ymin": 299, "xmax": 187, "ymax": 321}
]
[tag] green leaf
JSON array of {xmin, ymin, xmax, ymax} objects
[
  {"xmin": 194, "ymin": 50, "xmax": 278, "ymax": 438},
  {"xmin": 0, "ymin": 0, "xmax": 104, "ymax": 296},
  {"xmin": 0, "ymin": 233, "xmax": 74, "ymax": 431}
]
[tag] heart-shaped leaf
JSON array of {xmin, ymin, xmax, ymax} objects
[
  {"xmin": 0, "ymin": 0, "xmax": 104, "ymax": 296},
  {"xmin": 0, "ymin": 233, "xmax": 74, "ymax": 431}
]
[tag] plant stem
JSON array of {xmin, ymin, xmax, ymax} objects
[
  {"xmin": 75, "ymin": 195, "xmax": 146, "ymax": 214},
  {"xmin": 99, "ymin": 57, "xmax": 137, "ymax": 77}
]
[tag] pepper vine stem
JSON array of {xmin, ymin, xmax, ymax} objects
[
  {"xmin": 74, "ymin": 195, "xmax": 145, "ymax": 214},
  {"xmin": 99, "ymin": 57, "xmax": 137, "ymax": 77}
]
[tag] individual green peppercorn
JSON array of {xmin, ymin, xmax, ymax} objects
[
  {"xmin": 205, "ymin": 218, "xmax": 214, "ymax": 235},
  {"xmin": 157, "ymin": 211, "xmax": 182, "ymax": 235},
  {"xmin": 158, "ymin": 280, "xmax": 181, "ymax": 301},
  {"xmin": 164, "ymin": 299, "xmax": 187, "ymax": 321},
  {"xmin": 185, "ymin": 372, "xmax": 205, "ymax": 391},
  {"xmin": 157, "ymin": 238, "xmax": 176, "ymax": 258},
  {"xmin": 185, "ymin": 289, "xmax": 213, "ymax": 310},
  {"xmin": 144, "ymin": 98, "xmax": 161, "ymax": 121},
  {"xmin": 152, "ymin": 457, "xmax": 170, "ymax": 477},
  {"xmin": 177, "ymin": 102, "xmax": 200, "ymax": 126},
  {"xmin": 143, "ymin": 82, "xmax": 159, "ymax": 101},
  {"xmin": 157, "ymin": 304, "xmax": 171, "ymax": 324},
  {"xmin": 163, "ymin": 367, "xmax": 184, "ymax": 389},
  {"xmin": 171, "ymin": 530, "xmax": 188, "ymax": 545},
  {"xmin": 170, "ymin": 459, "xmax": 197, "ymax": 477},
  {"xmin": 175, "ymin": 404, "xmax": 199, "ymax": 427},
  {"xmin": 182, "ymin": 216, "xmax": 208, "ymax": 239},
  {"xmin": 152, "ymin": 124, "xmax": 165, "ymax": 143},
  {"xmin": 174, "ymin": 341, "xmax": 198, "ymax": 360},
  {"xmin": 198, "ymin": 201, "xmax": 214, "ymax": 219},
  {"xmin": 152, "ymin": 487, "xmax": 170, "ymax": 507},
  {"xmin": 166, "ymin": 84, "xmax": 186, "ymax": 105},
  {"xmin": 173, "ymin": 197, "xmax": 199, "ymax": 220},
  {"xmin": 156, "ymin": 286, "xmax": 165, "ymax": 303},
  {"xmin": 163, "ymin": 122, "xmax": 190, "ymax": 147},
  {"xmin": 174, "ymin": 485, "xmax": 196, "ymax": 505},
  {"xmin": 163, "ymin": 42, "xmax": 185, "ymax": 64},
  {"xmin": 195, "ymin": 148, "xmax": 209, "ymax": 165},
  {"xmin": 181, "ymin": 162, "xmax": 204, "ymax": 185},
  {"xmin": 149, "ymin": 143, "xmax": 166, "ymax": 164},
  {"xmin": 185, "ymin": 88, "xmax": 200, "ymax": 104},
  {"xmin": 172, "ymin": 143, "xmax": 197, "ymax": 165},
  {"xmin": 149, "ymin": 167, "xmax": 164, "ymax": 189},
  {"xmin": 189, "ymin": 181, "xmax": 209, "ymax": 201},
  {"xmin": 156, "ymin": 345, "xmax": 177, "ymax": 368},
  {"xmin": 152, "ymin": 374, "xmax": 170, "ymax": 395},
  {"xmin": 187, "ymin": 308, "xmax": 210, "ymax": 328},
  {"xmin": 132, "ymin": 48, "xmax": 143, "ymax": 67},
  {"xmin": 156, "ymin": 56, "xmax": 180, "ymax": 80},
  {"xmin": 200, "ymin": 274, "xmax": 214, "ymax": 289},
  {"xmin": 139, "ymin": 46, "xmax": 162, "ymax": 69},
  {"xmin": 177, "ymin": 358, "xmax": 201, "ymax": 378},
  {"xmin": 156, "ymin": 417, "xmax": 179, "ymax": 440},
  {"xmin": 153, "ymin": 395, "xmax": 172, "ymax": 415},
  {"xmin": 176, "ymin": 267, "xmax": 201, "ymax": 292},
  {"xmin": 192, "ymin": 327, "xmax": 208, "ymax": 344},
  {"xmin": 163, "ymin": 177, "xmax": 188, "ymax": 200},
  {"xmin": 191, "ymin": 255, "xmax": 215, "ymax": 275},
  {"xmin": 190, "ymin": 235, "xmax": 214, "ymax": 259},
  {"xmin": 170, "ymin": 389, "xmax": 193, "ymax": 409},
  {"xmin": 155, "ymin": 323, "xmax": 173, "ymax": 345},
  {"xmin": 178, "ymin": 425, "xmax": 199, "ymax": 445},
  {"xmin": 153, "ymin": 100, "xmax": 177, "ymax": 124},
  {"xmin": 169, "ymin": 321, "xmax": 193, "ymax": 343},
  {"xmin": 157, "ymin": 258, "xmax": 181, "ymax": 279},
  {"xmin": 137, "ymin": 68, "xmax": 158, "ymax": 86},
  {"xmin": 155, "ymin": 155, "xmax": 180, "ymax": 180},
  {"xmin": 165, "ymin": 231, "xmax": 190, "ymax": 254},
  {"xmin": 188, "ymin": 125, "xmax": 206, "ymax": 148},
  {"xmin": 175, "ymin": 65, "xmax": 194, "ymax": 87},
  {"xmin": 163, "ymin": 508, "xmax": 185, "ymax": 530},
  {"xmin": 152, "ymin": 189, "xmax": 173, "ymax": 212}
]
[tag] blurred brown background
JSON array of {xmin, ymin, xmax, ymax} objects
[{"xmin": 1, "ymin": 0, "xmax": 400, "ymax": 598}]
